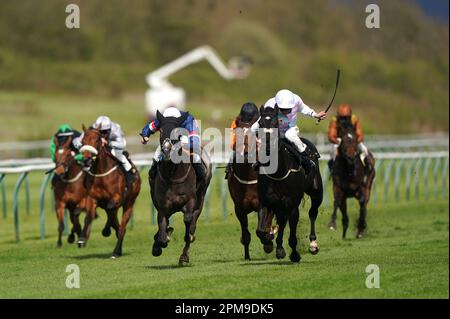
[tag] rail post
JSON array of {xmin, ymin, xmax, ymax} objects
[
  {"xmin": 25, "ymin": 175, "xmax": 30, "ymax": 215},
  {"xmin": 221, "ymin": 176, "xmax": 228, "ymax": 219},
  {"xmin": 372, "ymin": 159, "xmax": 383, "ymax": 204},
  {"xmin": 413, "ymin": 158, "xmax": 424, "ymax": 202},
  {"xmin": 394, "ymin": 159, "xmax": 405, "ymax": 202},
  {"xmin": 422, "ymin": 158, "xmax": 432, "ymax": 201},
  {"xmin": 442, "ymin": 157, "xmax": 449, "ymax": 199},
  {"xmin": 0, "ymin": 174, "xmax": 6, "ymax": 218},
  {"xmin": 405, "ymin": 158, "xmax": 417, "ymax": 201},
  {"xmin": 39, "ymin": 172, "xmax": 53, "ymax": 239},
  {"xmin": 383, "ymin": 159, "xmax": 395, "ymax": 203},
  {"xmin": 13, "ymin": 172, "xmax": 28, "ymax": 243},
  {"xmin": 433, "ymin": 157, "xmax": 442, "ymax": 200}
]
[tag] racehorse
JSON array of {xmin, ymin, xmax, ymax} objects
[
  {"xmin": 255, "ymin": 106, "xmax": 323, "ymax": 263},
  {"xmin": 227, "ymin": 115, "xmax": 276, "ymax": 260},
  {"xmin": 79, "ymin": 125, "xmax": 141, "ymax": 258},
  {"xmin": 327, "ymin": 124, "xmax": 375, "ymax": 238},
  {"xmin": 52, "ymin": 135, "xmax": 93, "ymax": 247},
  {"xmin": 150, "ymin": 111, "xmax": 212, "ymax": 266}
]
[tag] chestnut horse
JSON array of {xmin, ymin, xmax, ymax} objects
[
  {"xmin": 52, "ymin": 135, "xmax": 93, "ymax": 247},
  {"xmin": 227, "ymin": 116, "xmax": 276, "ymax": 260},
  {"xmin": 79, "ymin": 126, "xmax": 141, "ymax": 258},
  {"xmin": 327, "ymin": 124, "xmax": 375, "ymax": 238},
  {"xmin": 150, "ymin": 111, "xmax": 212, "ymax": 266}
]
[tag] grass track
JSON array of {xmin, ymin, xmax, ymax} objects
[{"xmin": 0, "ymin": 197, "xmax": 447, "ymax": 298}]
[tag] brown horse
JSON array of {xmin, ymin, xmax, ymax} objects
[
  {"xmin": 327, "ymin": 124, "xmax": 375, "ymax": 238},
  {"xmin": 227, "ymin": 116, "xmax": 276, "ymax": 260},
  {"xmin": 79, "ymin": 126, "xmax": 141, "ymax": 258},
  {"xmin": 52, "ymin": 135, "xmax": 93, "ymax": 247},
  {"xmin": 150, "ymin": 111, "xmax": 212, "ymax": 266}
]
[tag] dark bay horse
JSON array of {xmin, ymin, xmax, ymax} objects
[
  {"xmin": 150, "ymin": 111, "xmax": 212, "ymax": 266},
  {"xmin": 327, "ymin": 125, "xmax": 375, "ymax": 238},
  {"xmin": 227, "ymin": 116, "xmax": 276, "ymax": 260},
  {"xmin": 79, "ymin": 126, "xmax": 141, "ymax": 258},
  {"xmin": 52, "ymin": 135, "xmax": 93, "ymax": 247},
  {"xmin": 256, "ymin": 106, "xmax": 323, "ymax": 263}
]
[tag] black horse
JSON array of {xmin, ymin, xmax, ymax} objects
[
  {"xmin": 327, "ymin": 124, "xmax": 375, "ymax": 239},
  {"xmin": 150, "ymin": 111, "xmax": 212, "ymax": 266},
  {"xmin": 255, "ymin": 106, "xmax": 323, "ymax": 263}
]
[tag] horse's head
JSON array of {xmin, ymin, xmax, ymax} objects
[
  {"xmin": 258, "ymin": 105, "xmax": 279, "ymax": 131},
  {"xmin": 53, "ymin": 135, "xmax": 75, "ymax": 177},
  {"xmin": 235, "ymin": 113, "xmax": 258, "ymax": 158},
  {"xmin": 156, "ymin": 110, "xmax": 189, "ymax": 161},
  {"xmin": 79, "ymin": 124, "xmax": 103, "ymax": 170},
  {"xmin": 338, "ymin": 125, "xmax": 358, "ymax": 165}
]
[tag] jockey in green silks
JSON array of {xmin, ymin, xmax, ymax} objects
[{"xmin": 50, "ymin": 124, "xmax": 82, "ymax": 162}]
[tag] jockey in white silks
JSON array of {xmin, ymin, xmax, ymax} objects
[
  {"xmin": 73, "ymin": 116, "xmax": 136, "ymax": 184},
  {"xmin": 251, "ymin": 89, "xmax": 327, "ymax": 173}
]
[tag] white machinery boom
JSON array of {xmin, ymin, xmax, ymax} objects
[{"xmin": 145, "ymin": 45, "xmax": 250, "ymax": 118}]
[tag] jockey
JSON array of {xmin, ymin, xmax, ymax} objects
[
  {"xmin": 140, "ymin": 106, "xmax": 205, "ymax": 182},
  {"xmin": 225, "ymin": 102, "xmax": 259, "ymax": 179},
  {"xmin": 251, "ymin": 89, "xmax": 327, "ymax": 173},
  {"xmin": 328, "ymin": 103, "xmax": 371, "ymax": 172},
  {"xmin": 50, "ymin": 124, "xmax": 81, "ymax": 162},
  {"xmin": 73, "ymin": 116, "xmax": 136, "ymax": 184}
]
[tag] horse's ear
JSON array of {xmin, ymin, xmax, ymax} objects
[
  {"xmin": 259, "ymin": 105, "xmax": 265, "ymax": 115},
  {"xmin": 156, "ymin": 110, "xmax": 164, "ymax": 123},
  {"xmin": 82, "ymin": 124, "xmax": 87, "ymax": 132}
]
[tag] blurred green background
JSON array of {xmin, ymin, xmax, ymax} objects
[{"xmin": 0, "ymin": 0, "xmax": 448, "ymax": 141}]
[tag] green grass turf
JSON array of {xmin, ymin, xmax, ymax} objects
[{"xmin": 0, "ymin": 168, "xmax": 447, "ymax": 299}]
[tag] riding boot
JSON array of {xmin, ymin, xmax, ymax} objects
[
  {"xmin": 149, "ymin": 159, "xmax": 158, "ymax": 180},
  {"xmin": 125, "ymin": 169, "xmax": 136, "ymax": 185},
  {"xmin": 363, "ymin": 157, "xmax": 372, "ymax": 176},
  {"xmin": 193, "ymin": 162, "xmax": 206, "ymax": 182},
  {"xmin": 299, "ymin": 151, "xmax": 315, "ymax": 175}
]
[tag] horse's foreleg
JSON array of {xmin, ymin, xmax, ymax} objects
[
  {"xmin": 329, "ymin": 186, "xmax": 342, "ymax": 230},
  {"xmin": 256, "ymin": 206, "xmax": 274, "ymax": 245},
  {"xmin": 68, "ymin": 208, "xmax": 81, "ymax": 244},
  {"xmin": 340, "ymin": 199, "xmax": 349, "ymax": 239},
  {"xmin": 112, "ymin": 205, "xmax": 132, "ymax": 258},
  {"xmin": 55, "ymin": 201, "xmax": 65, "ymax": 248},
  {"xmin": 308, "ymin": 198, "xmax": 321, "ymax": 255},
  {"xmin": 78, "ymin": 202, "xmax": 96, "ymax": 248},
  {"xmin": 179, "ymin": 200, "xmax": 196, "ymax": 266},
  {"xmin": 288, "ymin": 208, "xmax": 301, "ymax": 263},
  {"xmin": 357, "ymin": 195, "xmax": 367, "ymax": 239},
  {"xmin": 275, "ymin": 212, "xmax": 287, "ymax": 260},
  {"xmin": 236, "ymin": 207, "xmax": 251, "ymax": 260},
  {"xmin": 152, "ymin": 211, "xmax": 168, "ymax": 257},
  {"xmin": 105, "ymin": 208, "xmax": 119, "ymax": 238}
]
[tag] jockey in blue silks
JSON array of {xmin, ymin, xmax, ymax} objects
[{"xmin": 140, "ymin": 107, "xmax": 205, "ymax": 181}]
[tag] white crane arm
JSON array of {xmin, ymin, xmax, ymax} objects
[{"xmin": 146, "ymin": 45, "xmax": 236, "ymax": 88}]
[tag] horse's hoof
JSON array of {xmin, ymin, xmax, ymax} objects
[
  {"xmin": 77, "ymin": 239, "xmax": 86, "ymax": 248},
  {"xmin": 111, "ymin": 252, "xmax": 121, "ymax": 259},
  {"xmin": 102, "ymin": 227, "xmax": 111, "ymax": 237},
  {"xmin": 276, "ymin": 248, "xmax": 286, "ymax": 260},
  {"xmin": 179, "ymin": 255, "xmax": 189, "ymax": 266},
  {"xmin": 290, "ymin": 251, "xmax": 301, "ymax": 263},
  {"xmin": 263, "ymin": 243, "xmax": 274, "ymax": 254},
  {"xmin": 67, "ymin": 233, "xmax": 75, "ymax": 244},
  {"xmin": 356, "ymin": 231, "xmax": 364, "ymax": 239},
  {"xmin": 56, "ymin": 241, "xmax": 62, "ymax": 248},
  {"xmin": 309, "ymin": 241, "xmax": 319, "ymax": 255},
  {"xmin": 152, "ymin": 245, "xmax": 162, "ymax": 257},
  {"xmin": 328, "ymin": 220, "xmax": 337, "ymax": 230}
]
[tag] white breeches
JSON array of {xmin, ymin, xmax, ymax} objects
[
  {"xmin": 358, "ymin": 142, "xmax": 369, "ymax": 162},
  {"xmin": 153, "ymin": 145, "xmax": 162, "ymax": 162},
  {"xmin": 111, "ymin": 148, "xmax": 132, "ymax": 171},
  {"xmin": 285, "ymin": 126, "xmax": 307, "ymax": 153}
]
